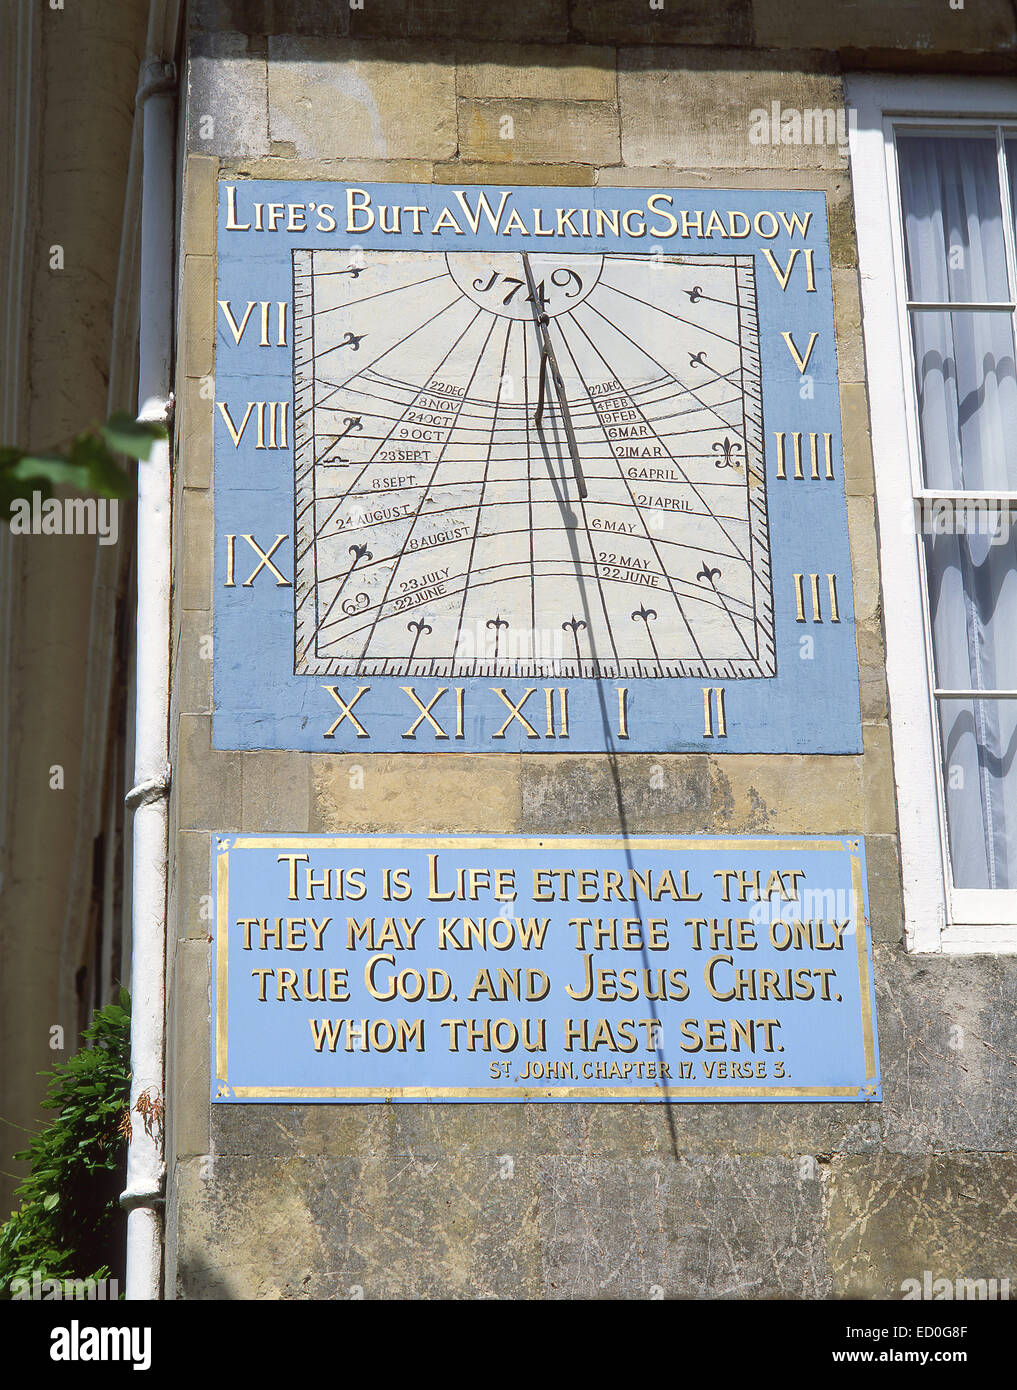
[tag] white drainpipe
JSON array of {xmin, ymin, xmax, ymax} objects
[{"xmin": 120, "ymin": 33, "xmax": 177, "ymax": 1301}]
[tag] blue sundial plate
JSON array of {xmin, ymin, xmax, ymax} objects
[{"xmin": 213, "ymin": 183, "xmax": 860, "ymax": 753}]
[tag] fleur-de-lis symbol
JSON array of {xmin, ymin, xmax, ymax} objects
[
  {"xmin": 323, "ymin": 415, "xmax": 365, "ymax": 465},
  {"xmin": 694, "ymin": 557, "xmax": 755, "ymax": 662},
  {"xmin": 319, "ymin": 543, "xmax": 374, "ymax": 632},
  {"xmin": 687, "ymin": 285, "xmax": 704, "ymax": 303},
  {"xmin": 407, "ymin": 617, "xmax": 433, "ymax": 662},
  {"xmin": 562, "ymin": 615, "xmax": 587, "ymax": 664},
  {"xmin": 486, "ymin": 614, "xmax": 509, "ymax": 662},
  {"xmin": 712, "ymin": 436, "xmax": 744, "ymax": 469},
  {"xmin": 339, "ymin": 330, "xmax": 366, "ymax": 351},
  {"xmin": 689, "ymin": 351, "xmax": 708, "ymax": 369},
  {"xmin": 632, "ymin": 605, "xmax": 660, "ymax": 664}
]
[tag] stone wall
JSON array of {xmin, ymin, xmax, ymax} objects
[
  {"xmin": 165, "ymin": 4, "xmax": 1017, "ymax": 1298},
  {"xmin": 0, "ymin": 0, "xmax": 147, "ymax": 1219}
]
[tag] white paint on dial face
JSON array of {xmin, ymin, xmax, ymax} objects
[{"xmin": 292, "ymin": 248, "xmax": 773, "ymax": 680}]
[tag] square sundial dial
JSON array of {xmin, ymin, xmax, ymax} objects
[
  {"xmin": 214, "ymin": 182, "xmax": 861, "ymax": 753},
  {"xmin": 292, "ymin": 249, "xmax": 772, "ymax": 681}
]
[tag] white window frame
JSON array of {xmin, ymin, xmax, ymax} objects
[{"xmin": 846, "ymin": 74, "xmax": 1017, "ymax": 954}]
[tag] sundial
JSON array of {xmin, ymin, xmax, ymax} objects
[
  {"xmin": 213, "ymin": 182, "xmax": 860, "ymax": 753},
  {"xmin": 292, "ymin": 247, "xmax": 773, "ymax": 683}
]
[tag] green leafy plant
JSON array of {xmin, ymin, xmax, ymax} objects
[
  {"xmin": 0, "ymin": 991, "xmax": 132, "ymax": 1298},
  {"xmin": 0, "ymin": 413, "xmax": 166, "ymax": 522}
]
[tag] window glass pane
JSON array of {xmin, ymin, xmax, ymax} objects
[
  {"xmin": 910, "ymin": 309, "xmax": 1017, "ymax": 489},
  {"xmin": 1007, "ymin": 139, "xmax": 1017, "ymax": 245},
  {"xmin": 938, "ymin": 698, "xmax": 1017, "ymax": 889},
  {"xmin": 897, "ymin": 135, "xmax": 1008, "ymax": 302},
  {"xmin": 924, "ymin": 514, "xmax": 1017, "ymax": 691}
]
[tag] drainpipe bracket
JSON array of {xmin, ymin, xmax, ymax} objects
[
  {"xmin": 125, "ymin": 763, "xmax": 172, "ymax": 812},
  {"xmin": 119, "ymin": 1177, "xmax": 167, "ymax": 1213},
  {"xmin": 137, "ymin": 392, "xmax": 174, "ymax": 428}
]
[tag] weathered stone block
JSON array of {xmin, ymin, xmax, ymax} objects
[
  {"xmin": 175, "ymin": 713, "xmax": 243, "ymax": 832},
  {"xmin": 241, "ymin": 749, "xmax": 311, "ymax": 831},
  {"xmin": 178, "ymin": 376, "xmax": 213, "ymax": 491},
  {"xmin": 182, "ymin": 154, "xmax": 218, "ymax": 259},
  {"xmin": 856, "ymin": 625, "xmax": 888, "ymax": 726},
  {"xmin": 174, "ymin": 829, "xmax": 214, "ymax": 941},
  {"xmin": 218, "ymin": 157, "xmax": 435, "ymax": 181},
  {"xmin": 856, "ymin": 618, "xmax": 888, "ymax": 725},
  {"xmin": 310, "ymin": 754, "xmax": 521, "ymax": 832},
  {"xmin": 862, "ymin": 723, "xmax": 896, "ymax": 836},
  {"xmin": 174, "ymin": 1153, "xmax": 543, "ymax": 1299},
  {"xmin": 178, "ymin": 487, "xmax": 213, "ymax": 613},
  {"xmin": 455, "ymin": 43, "xmax": 616, "ymax": 103},
  {"xmin": 209, "ymin": 1097, "xmax": 887, "ymax": 1165},
  {"xmin": 753, "ymin": 0, "xmax": 1017, "ymax": 57},
  {"xmin": 349, "ymin": 0, "xmax": 569, "ymax": 44},
  {"xmin": 173, "ymin": 608, "xmax": 213, "ymax": 715},
  {"xmin": 619, "ymin": 51, "xmax": 848, "ymax": 172},
  {"xmin": 519, "ymin": 754, "xmax": 711, "ymax": 833},
  {"xmin": 864, "ymin": 834, "xmax": 903, "ymax": 945},
  {"xmin": 181, "ymin": 255, "xmax": 215, "ymax": 381},
  {"xmin": 847, "ymin": 494, "xmax": 881, "ymax": 628},
  {"xmin": 540, "ymin": 1154, "xmax": 829, "ymax": 1298},
  {"xmin": 709, "ymin": 754, "xmax": 863, "ymax": 832},
  {"xmin": 168, "ymin": 941, "xmax": 211, "ymax": 1158},
  {"xmin": 267, "ymin": 38, "xmax": 457, "ymax": 160},
  {"xmin": 187, "ymin": 32, "xmax": 270, "ymax": 157},
  {"xmin": 571, "ymin": 0, "xmax": 752, "ymax": 47},
  {"xmin": 173, "ymin": 1155, "xmax": 332, "ymax": 1299},
  {"xmin": 190, "ymin": 0, "xmax": 350, "ymax": 37},
  {"xmin": 825, "ymin": 1152, "xmax": 1017, "ymax": 1299},
  {"xmin": 832, "ymin": 267, "xmax": 864, "ymax": 384},
  {"xmin": 839, "ymin": 381, "xmax": 874, "ymax": 498},
  {"xmin": 871, "ymin": 946, "xmax": 1017, "ymax": 1155},
  {"xmin": 432, "ymin": 161, "xmax": 598, "ymax": 186},
  {"xmin": 458, "ymin": 98, "xmax": 620, "ymax": 166}
]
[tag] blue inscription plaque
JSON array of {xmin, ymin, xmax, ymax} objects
[
  {"xmin": 213, "ymin": 182, "xmax": 861, "ymax": 753},
  {"xmin": 212, "ymin": 835, "xmax": 880, "ymax": 1103}
]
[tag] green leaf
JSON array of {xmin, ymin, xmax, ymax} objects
[
  {"xmin": 70, "ymin": 434, "xmax": 134, "ymax": 499},
  {"xmin": 43, "ymin": 1194, "xmax": 58, "ymax": 1211},
  {"xmin": 7, "ymin": 454, "xmax": 88, "ymax": 487},
  {"xmin": 100, "ymin": 412, "xmax": 165, "ymax": 462},
  {"xmin": 0, "ymin": 473, "xmax": 52, "ymax": 523}
]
